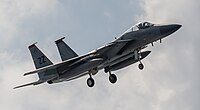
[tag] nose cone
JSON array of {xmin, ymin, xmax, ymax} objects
[{"xmin": 160, "ymin": 24, "xmax": 182, "ymax": 37}]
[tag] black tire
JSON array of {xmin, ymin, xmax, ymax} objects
[
  {"xmin": 87, "ymin": 78, "xmax": 95, "ymax": 87},
  {"xmin": 109, "ymin": 74, "xmax": 117, "ymax": 84},
  {"xmin": 138, "ymin": 63, "xmax": 144, "ymax": 70}
]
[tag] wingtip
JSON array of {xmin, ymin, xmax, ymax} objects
[
  {"xmin": 13, "ymin": 81, "xmax": 41, "ymax": 89},
  {"xmin": 24, "ymin": 72, "xmax": 34, "ymax": 76},
  {"xmin": 13, "ymin": 85, "xmax": 26, "ymax": 89},
  {"xmin": 13, "ymin": 87, "xmax": 19, "ymax": 89},
  {"xmin": 23, "ymin": 73, "xmax": 27, "ymax": 76}
]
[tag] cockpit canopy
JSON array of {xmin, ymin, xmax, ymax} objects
[
  {"xmin": 136, "ymin": 22, "xmax": 154, "ymax": 29},
  {"xmin": 125, "ymin": 22, "xmax": 155, "ymax": 33}
]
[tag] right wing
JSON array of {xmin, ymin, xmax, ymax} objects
[
  {"xmin": 97, "ymin": 38, "xmax": 135, "ymax": 58},
  {"xmin": 92, "ymin": 39, "xmax": 134, "ymax": 55}
]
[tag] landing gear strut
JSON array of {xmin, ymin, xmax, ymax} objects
[
  {"xmin": 137, "ymin": 49, "xmax": 144, "ymax": 70},
  {"xmin": 87, "ymin": 74, "xmax": 95, "ymax": 87}
]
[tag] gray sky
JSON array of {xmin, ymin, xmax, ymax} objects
[{"xmin": 0, "ymin": 0, "xmax": 199, "ymax": 110}]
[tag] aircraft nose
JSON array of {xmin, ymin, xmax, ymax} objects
[{"xmin": 160, "ymin": 24, "xmax": 182, "ymax": 36}]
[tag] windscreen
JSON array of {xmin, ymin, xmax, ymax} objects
[{"xmin": 125, "ymin": 22, "xmax": 154, "ymax": 33}]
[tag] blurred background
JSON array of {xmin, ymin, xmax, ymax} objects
[{"xmin": 0, "ymin": 0, "xmax": 199, "ymax": 110}]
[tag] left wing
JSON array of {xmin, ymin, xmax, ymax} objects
[{"xmin": 94, "ymin": 39, "xmax": 135, "ymax": 55}]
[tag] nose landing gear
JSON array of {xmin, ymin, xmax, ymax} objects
[
  {"xmin": 137, "ymin": 49, "xmax": 144, "ymax": 70},
  {"xmin": 138, "ymin": 63, "xmax": 144, "ymax": 70}
]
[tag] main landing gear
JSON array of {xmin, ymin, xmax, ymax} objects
[
  {"xmin": 109, "ymin": 71, "xmax": 117, "ymax": 84},
  {"xmin": 86, "ymin": 67, "xmax": 117, "ymax": 88},
  {"xmin": 87, "ymin": 67, "xmax": 117, "ymax": 87},
  {"xmin": 86, "ymin": 49, "xmax": 145, "ymax": 87},
  {"xmin": 87, "ymin": 74, "xmax": 95, "ymax": 87},
  {"xmin": 105, "ymin": 66, "xmax": 117, "ymax": 84}
]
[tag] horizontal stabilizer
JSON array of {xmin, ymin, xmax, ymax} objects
[{"xmin": 13, "ymin": 80, "xmax": 44, "ymax": 89}]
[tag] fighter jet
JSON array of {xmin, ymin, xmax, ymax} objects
[{"xmin": 14, "ymin": 22, "xmax": 181, "ymax": 89}]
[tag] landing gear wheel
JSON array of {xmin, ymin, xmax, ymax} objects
[
  {"xmin": 87, "ymin": 78, "xmax": 95, "ymax": 87},
  {"xmin": 109, "ymin": 74, "xmax": 117, "ymax": 84},
  {"xmin": 138, "ymin": 63, "xmax": 144, "ymax": 70}
]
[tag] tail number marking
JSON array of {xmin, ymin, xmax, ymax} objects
[{"xmin": 38, "ymin": 56, "xmax": 46, "ymax": 64}]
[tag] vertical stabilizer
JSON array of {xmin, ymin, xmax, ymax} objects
[
  {"xmin": 55, "ymin": 37, "xmax": 78, "ymax": 61},
  {"xmin": 28, "ymin": 43, "xmax": 53, "ymax": 80},
  {"xmin": 29, "ymin": 43, "xmax": 53, "ymax": 69}
]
